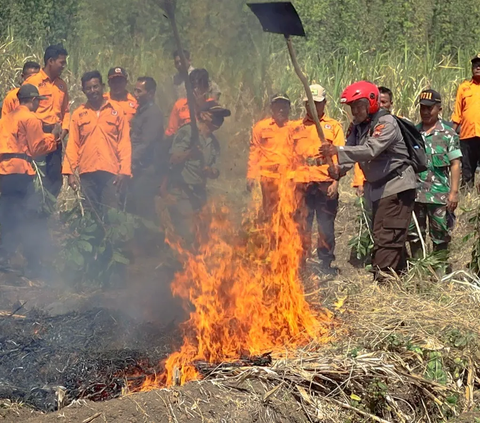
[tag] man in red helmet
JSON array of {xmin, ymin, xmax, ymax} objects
[{"xmin": 319, "ymin": 81, "xmax": 416, "ymax": 281}]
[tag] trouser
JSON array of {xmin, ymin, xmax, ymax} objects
[
  {"xmin": 371, "ymin": 189, "xmax": 415, "ymax": 278},
  {"xmin": 167, "ymin": 183, "xmax": 207, "ymax": 248},
  {"xmin": 460, "ymin": 137, "xmax": 480, "ymax": 187},
  {"xmin": 127, "ymin": 166, "xmax": 157, "ymax": 221},
  {"xmin": 295, "ymin": 182, "xmax": 338, "ymax": 265},
  {"xmin": 80, "ymin": 171, "xmax": 119, "ymax": 217},
  {"xmin": 260, "ymin": 176, "xmax": 280, "ymax": 221},
  {"xmin": 45, "ymin": 147, "xmax": 63, "ymax": 198},
  {"xmin": 0, "ymin": 174, "xmax": 45, "ymax": 267},
  {"xmin": 408, "ymin": 203, "xmax": 452, "ymax": 258}
]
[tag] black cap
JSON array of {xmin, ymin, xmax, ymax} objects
[
  {"xmin": 201, "ymin": 100, "xmax": 231, "ymax": 118},
  {"xmin": 108, "ymin": 67, "xmax": 128, "ymax": 80},
  {"xmin": 17, "ymin": 84, "xmax": 48, "ymax": 100},
  {"xmin": 471, "ymin": 53, "xmax": 480, "ymax": 63},
  {"xmin": 270, "ymin": 93, "xmax": 290, "ymax": 104},
  {"xmin": 419, "ymin": 89, "xmax": 441, "ymax": 106}
]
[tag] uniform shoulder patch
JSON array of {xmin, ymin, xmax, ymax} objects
[{"xmin": 373, "ymin": 124, "xmax": 385, "ymax": 137}]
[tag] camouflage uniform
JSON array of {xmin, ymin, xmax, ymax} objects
[
  {"xmin": 408, "ymin": 120, "xmax": 462, "ymax": 254},
  {"xmin": 166, "ymin": 123, "xmax": 219, "ymax": 247}
]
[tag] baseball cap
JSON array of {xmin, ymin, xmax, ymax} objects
[
  {"xmin": 108, "ymin": 67, "xmax": 128, "ymax": 79},
  {"xmin": 304, "ymin": 84, "xmax": 326, "ymax": 102},
  {"xmin": 471, "ymin": 53, "xmax": 480, "ymax": 63},
  {"xmin": 17, "ymin": 84, "xmax": 48, "ymax": 100},
  {"xmin": 201, "ymin": 100, "xmax": 231, "ymax": 117},
  {"xmin": 419, "ymin": 89, "xmax": 441, "ymax": 106},
  {"xmin": 270, "ymin": 93, "xmax": 290, "ymax": 104}
]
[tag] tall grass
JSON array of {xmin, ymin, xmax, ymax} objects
[{"xmin": 0, "ymin": 35, "xmax": 474, "ymax": 179}]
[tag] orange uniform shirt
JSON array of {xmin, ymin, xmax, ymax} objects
[
  {"xmin": 25, "ymin": 69, "xmax": 70, "ymax": 130},
  {"xmin": 165, "ymin": 98, "xmax": 191, "ymax": 137},
  {"xmin": 1, "ymin": 88, "xmax": 20, "ymax": 118},
  {"xmin": 105, "ymin": 92, "xmax": 137, "ymax": 126},
  {"xmin": 62, "ymin": 100, "xmax": 131, "ymax": 176},
  {"xmin": 452, "ymin": 79, "xmax": 480, "ymax": 140},
  {"xmin": 290, "ymin": 116, "xmax": 345, "ymax": 183},
  {"xmin": 352, "ymin": 163, "xmax": 365, "ymax": 187},
  {"xmin": 247, "ymin": 117, "xmax": 294, "ymax": 179},
  {"xmin": 0, "ymin": 105, "xmax": 56, "ymax": 175}
]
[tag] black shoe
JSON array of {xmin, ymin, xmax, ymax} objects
[{"xmin": 317, "ymin": 260, "xmax": 340, "ymax": 276}]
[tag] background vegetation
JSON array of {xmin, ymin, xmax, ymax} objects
[{"xmin": 1, "ymin": 0, "xmax": 479, "ymax": 121}]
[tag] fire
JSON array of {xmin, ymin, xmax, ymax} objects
[{"xmin": 141, "ymin": 176, "xmax": 332, "ymax": 388}]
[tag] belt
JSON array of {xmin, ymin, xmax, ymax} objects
[
  {"xmin": 42, "ymin": 123, "xmax": 55, "ymax": 133},
  {"xmin": 368, "ymin": 163, "xmax": 409, "ymax": 189},
  {"xmin": 1, "ymin": 153, "xmax": 33, "ymax": 163}
]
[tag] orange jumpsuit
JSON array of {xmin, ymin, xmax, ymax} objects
[
  {"xmin": 105, "ymin": 92, "xmax": 137, "ymax": 126},
  {"xmin": 247, "ymin": 117, "xmax": 294, "ymax": 218},
  {"xmin": 0, "ymin": 105, "xmax": 57, "ymax": 264},
  {"xmin": 290, "ymin": 116, "xmax": 345, "ymax": 265}
]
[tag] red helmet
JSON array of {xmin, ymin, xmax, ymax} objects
[{"xmin": 340, "ymin": 81, "xmax": 380, "ymax": 114}]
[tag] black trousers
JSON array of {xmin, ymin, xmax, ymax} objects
[
  {"xmin": 371, "ymin": 189, "xmax": 415, "ymax": 277},
  {"xmin": 295, "ymin": 182, "xmax": 338, "ymax": 264},
  {"xmin": 80, "ymin": 171, "xmax": 119, "ymax": 217},
  {"xmin": 45, "ymin": 147, "xmax": 63, "ymax": 198},
  {"xmin": 126, "ymin": 166, "xmax": 157, "ymax": 221},
  {"xmin": 460, "ymin": 137, "xmax": 480, "ymax": 187},
  {"xmin": 0, "ymin": 174, "xmax": 45, "ymax": 265}
]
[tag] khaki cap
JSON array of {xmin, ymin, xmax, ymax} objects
[{"xmin": 304, "ymin": 84, "xmax": 326, "ymax": 102}]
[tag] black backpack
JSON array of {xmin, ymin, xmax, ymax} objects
[{"xmin": 370, "ymin": 109, "xmax": 427, "ymax": 174}]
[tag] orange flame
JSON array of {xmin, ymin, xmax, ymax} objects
[{"xmin": 141, "ymin": 176, "xmax": 332, "ymax": 388}]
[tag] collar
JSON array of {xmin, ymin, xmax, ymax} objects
[
  {"xmin": 303, "ymin": 114, "xmax": 326, "ymax": 125},
  {"xmin": 85, "ymin": 98, "xmax": 113, "ymax": 112},
  {"xmin": 107, "ymin": 91, "xmax": 131, "ymax": 102},
  {"xmin": 137, "ymin": 100, "xmax": 155, "ymax": 113},
  {"xmin": 269, "ymin": 117, "xmax": 289, "ymax": 127},
  {"xmin": 419, "ymin": 119, "xmax": 444, "ymax": 135},
  {"xmin": 40, "ymin": 68, "xmax": 56, "ymax": 83}
]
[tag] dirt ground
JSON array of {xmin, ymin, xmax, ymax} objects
[{"xmin": 1, "ymin": 379, "xmax": 318, "ymax": 423}]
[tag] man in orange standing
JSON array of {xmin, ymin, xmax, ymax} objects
[
  {"xmin": 165, "ymin": 68, "xmax": 211, "ymax": 138},
  {"xmin": 291, "ymin": 85, "xmax": 345, "ymax": 274},
  {"xmin": 1, "ymin": 62, "xmax": 41, "ymax": 118},
  {"xmin": 26, "ymin": 44, "xmax": 70, "ymax": 198},
  {"xmin": 63, "ymin": 71, "xmax": 131, "ymax": 217},
  {"xmin": 452, "ymin": 53, "xmax": 480, "ymax": 188},
  {"xmin": 105, "ymin": 67, "xmax": 137, "ymax": 127},
  {"xmin": 0, "ymin": 85, "xmax": 60, "ymax": 274},
  {"xmin": 247, "ymin": 94, "xmax": 293, "ymax": 220}
]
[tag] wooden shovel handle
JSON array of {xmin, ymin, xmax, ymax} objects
[{"xmin": 285, "ymin": 36, "xmax": 333, "ymax": 167}]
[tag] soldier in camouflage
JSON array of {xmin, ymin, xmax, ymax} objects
[{"xmin": 408, "ymin": 90, "xmax": 462, "ymax": 263}]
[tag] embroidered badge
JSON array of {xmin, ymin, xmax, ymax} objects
[{"xmin": 373, "ymin": 124, "xmax": 385, "ymax": 138}]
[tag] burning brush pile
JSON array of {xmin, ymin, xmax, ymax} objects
[{"xmin": 135, "ymin": 179, "xmax": 334, "ymax": 390}]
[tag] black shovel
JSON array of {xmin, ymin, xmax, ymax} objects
[{"xmin": 248, "ymin": 2, "xmax": 333, "ymax": 167}]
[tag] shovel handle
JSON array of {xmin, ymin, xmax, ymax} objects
[
  {"xmin": 162, "ymin": 0, "xmax": 199, "ymax": 146},
  {"xmin": 285, "ymin": 36, "xmax": 333, "ymax": 167}
]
